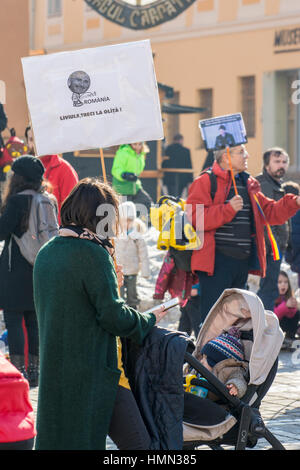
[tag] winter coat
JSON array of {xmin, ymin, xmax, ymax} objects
[
  {"xmin": 114, "ymin": 219, "xmax": 150, "ymax": 277},
  {"xmin": 274, "ymin": 295, "xmax": 298, "ymax": 321},
  {"xmin": 121, "ymin": 326, "xmax": 192, "ymax": 450},
  {"xmin": 186, "ymin": 161, "xmax": 299, "ymax": 277},
  {"xmin": 256, "ymin": 169, "xmax": 289, "ymax": 254},
  {"xmin": 111, "ymin": 145, "xmax": 145, "ymax": 196},
  {"xmin": 162, "ymin": 143, "xmax": 193, "ymax": 196},
  {"xmin": 0, "ymin": 104, "xmax": 7, "ymax": 149},
  {"xmin": 285, "ymin": 210, "xmax": 300, "ymax": 273},
  {"xmin": 207, "ymin": 358, "xmax": 248, "ymax": 400},
  {"xmin": 163, "ymin": 143, "xmax": 192, "ymax": 170},
  {"xmin": 40, "ymin": 155, "xmax": 78, "ymax": 223},
  {"xmin": 0, "ymin": 194, "xmax": 35, "ymax": 311},
  {"xmin": 0, "ymin": 352, "xmax": 36, "ymax": 445},
  {"xmin": 33, "ymin": 236, "xmax": 156, "ymax": 450},
  {"xmin": 153, "ymin": 252, "xmax": 198, "ymax": 306}
]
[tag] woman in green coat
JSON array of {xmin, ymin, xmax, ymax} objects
[{"xmin": 33, "ymin": 178, "xmax": 166, "ymax": 450}]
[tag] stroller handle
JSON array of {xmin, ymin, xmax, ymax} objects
[{"xmin": 184, "ymin": 352, "xmax": 242, "ymax": 410}]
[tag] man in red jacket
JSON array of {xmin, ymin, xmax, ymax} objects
[
  {"xmin": 25, "ymin": 126, "xmax": 79, "ymax": 224},
  {"xmin": 187, "ymin": 144, "xmax": 300, "ymax": 326}
]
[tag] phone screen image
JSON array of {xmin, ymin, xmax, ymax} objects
[{"xmin": 199, "ymin": 113, "xmax": 248, "ymax": 152}]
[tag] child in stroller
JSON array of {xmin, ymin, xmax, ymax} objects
[
  {"xmin": 183, "ymin": 288, "xmax": 286, "ymax": 450},
  {"xmin": 185, "ymin": 327, "xmax": 248, "ymax": 400}
]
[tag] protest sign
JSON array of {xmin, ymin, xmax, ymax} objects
[
  {"xmin": 199, "ymin": 113, "xmax": 247, "ymax": 152},
  {"xmin": 21, "ymin": 40, "xmax": 163, "ymax": 156}
]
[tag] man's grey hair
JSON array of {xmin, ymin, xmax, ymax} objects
[{"xmin": 214, "ymin": 149, "xmax": 226, "ymax": 164}]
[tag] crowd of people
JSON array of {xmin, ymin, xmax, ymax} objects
[{"xmin": 0, "ymin": 104, "xmax": 299, "ymax": 450}]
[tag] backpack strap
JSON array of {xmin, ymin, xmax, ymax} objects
[{"xmin": 200, "ymin": 168, "xmax": 217, "ymax": 201}]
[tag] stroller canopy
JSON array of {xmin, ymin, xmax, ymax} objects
[{"xmin": 193, "ymin": 289, "xmax": 284, "ymax": 386}]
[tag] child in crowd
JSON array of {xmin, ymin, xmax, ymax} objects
[
  {"xmin": 186, "ymin": 327, "xmax": 248, "ymax": 399},
  {"xmin": 114, "ymin": 201, "xmax": 150, "ymax": 310},
  {"xmin": 274, "ymin": 271, "xmax": 300, "ymax": 347},
  {"xmin": 153, "ymin": 253, "xmax": 198, "ymax": 309}
]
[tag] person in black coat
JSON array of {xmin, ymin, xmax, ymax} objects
[
  {"xmin": 0, "ymin": 104, "xmax": 8, "ymax": 195},
  {"xmin": 162, "ymin": 134, "xmax": 193, "ymax": 197},
  {"xmin": 0, "ymin": 156, "xmax": 45, "ymax": 387},
  {"xmin": 0, "ymin": 103, "xmax": 7, "ymax": 149}
]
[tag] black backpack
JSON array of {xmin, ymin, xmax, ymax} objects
[{"xmin": 201, "ymin": 167, "xmax": 217, "ymax": 201}]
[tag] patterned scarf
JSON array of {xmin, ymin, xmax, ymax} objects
[{"xmin": 59, "ymin": 225, "xmax": 114, "ymax": 255}]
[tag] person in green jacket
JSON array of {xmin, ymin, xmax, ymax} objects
[
  {"xmin": 33, "ymin": 177, "xmax": 167, "ymax": 450},
  {"xmin": 111, "ymin": 142, "xmax": 153, "ymax": 220}
]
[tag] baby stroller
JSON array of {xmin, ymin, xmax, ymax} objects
[{"xmin": 182, "ymin": 288, "xmax": 285, "ymax": 450}]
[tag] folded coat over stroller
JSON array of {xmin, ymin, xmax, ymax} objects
[{"xmin": 121, "ymin": 327, "xmax": 192, "ymax": 450}]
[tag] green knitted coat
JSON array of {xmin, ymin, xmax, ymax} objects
[{"xmin": 33, "ymin": 236, "xmax": 156, "ymax": 450}]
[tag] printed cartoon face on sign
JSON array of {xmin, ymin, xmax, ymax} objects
[{"xmin": 68, "ymin": 71, "xmax": 91, "ymax": 107}]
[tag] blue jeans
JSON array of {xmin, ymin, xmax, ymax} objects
[
  {"xmin": 197, "ymin": 250, "xmax": 249, "ymax": 326},
  {"xmin": 3, "ymin": 310, "xmax": 39, "ymax": 356}
]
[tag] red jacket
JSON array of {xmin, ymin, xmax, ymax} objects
[
  {"xmin": 187, "ymin": 161, "xmax": 299, "ymax": 277},
  {"xmin": 0, "ymin": 353, "xmax": 36, "ymax": 443},
  {"xmin": 40, "ymin": 155, "xmax": 79, "ymax": 223}
]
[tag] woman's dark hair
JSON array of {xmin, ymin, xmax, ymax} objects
[
  {"xmin": 1, "ymin": 173, "xmax": 43, "ymax": 214},
  {"xmin": 1, "ymin": 172, "xmax": 45, "ymax": 232},
  {"xmin": 25, "ymin": 126, "xmax": 31, "ymax": 141},
  {"xmin": 60, "ymin": 177, "xmax": 120, "ymax": 237},
  {"xmin": 277, "ymin": 270, "xmax": 293, "ymax": 302}
]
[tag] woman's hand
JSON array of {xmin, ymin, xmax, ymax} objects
[
  {"xmin": 115, "ymin": 264, "xmax": 124, "ymax": 288},
  {"xmin": 153, "ymin": 306, "xmax": 168, "ymax": 324}
]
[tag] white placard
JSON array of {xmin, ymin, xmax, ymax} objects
[{"xmin": 21, "ymin": 40, "xmax": 163, "ymax": 156}]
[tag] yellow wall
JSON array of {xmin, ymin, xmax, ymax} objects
[
  {"xmin": 4, "ymin": 0, "xmax": 300, "ymax": 178},
  {"xmin": 64, "ymin": 0, "xmax": 84, "ymax": 44},
  {"xmin": 0, "ymin": 0, "xmax": 30, "ymax": 140}
]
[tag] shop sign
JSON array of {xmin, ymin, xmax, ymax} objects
[{"xmin": 274, "ymin": 27, "xmax": 300, "ymax": 53}]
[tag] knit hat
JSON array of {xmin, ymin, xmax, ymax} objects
[
  {"xmin": 11, "ymin": 155, "xmax": 44, "ymax": 183},
  {"xmin": 201, "ymin": 327, "xmax": 244, "ymax": 368},
  {"xmin": 119, "ymin": 201, "xmax": 136, "ymax": 220}
]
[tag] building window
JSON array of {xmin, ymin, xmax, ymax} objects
[
  {"xmin": 48, "ymin": 0, "xmax": 62, "ymax": 17},
  {"xmin": 197, "ymin": 88, "xmax": 213, "ymax": 148},
  {"xmin": 240, "ymin": 76, "xmax": 256, "ymax": 138}
]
